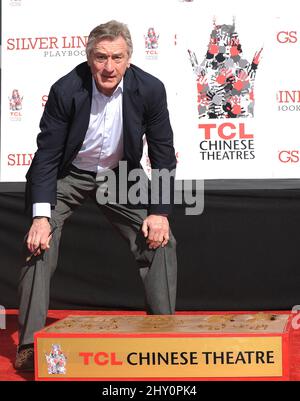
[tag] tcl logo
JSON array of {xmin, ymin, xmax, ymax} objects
[
  {"xmin": 79, "ymin": 352, "xmax": 123, "ymax": 365},
  {"xmin": 198, "ymin": 123, "xmax": 253, "ymax": 140},
  {"xmin": 278, "ymin": 150, "xmax": 299, "ymax": 163},
  {"xmin": 276, "ymin": 31, "xmax": 297, "ymax": 43}
]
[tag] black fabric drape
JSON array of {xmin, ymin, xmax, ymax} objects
[{"xmin": 1, "ymin": 189, "xmax": 300, "ymax": 310}]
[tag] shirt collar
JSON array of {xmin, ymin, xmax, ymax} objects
[{"xmin": 92, "ymin": 78, "xmax": 123, "ymax": 98}]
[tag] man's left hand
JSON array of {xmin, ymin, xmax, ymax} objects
[{"xmin": 141, "ymin": 214, "xmax": 169, "ymax": 249}]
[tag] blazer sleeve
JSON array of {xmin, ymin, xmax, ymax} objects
[
  {"xmin": 144, "ymin": 79, "xmax": 177, "ymax": 215},
  {"xmin": 26, "ymin": 83, "xmax": 72, "ymax": 206}
]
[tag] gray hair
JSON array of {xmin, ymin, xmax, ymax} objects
[{"xmin": 86, "ymin": 20, "xmax": 133, "ymax": 58}]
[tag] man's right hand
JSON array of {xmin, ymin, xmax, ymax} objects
[{"xmin": 27, "ymin": 217, "xmax": 52, "ymax": 256}]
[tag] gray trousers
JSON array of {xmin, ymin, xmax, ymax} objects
[{"xmin": 18, "ymin": 168, "xmax": 177, "ymax": 346}]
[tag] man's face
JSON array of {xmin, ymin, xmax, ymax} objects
[{"xmin": 88, "ymin": 36, "xmax": 131, "ymax": 96}]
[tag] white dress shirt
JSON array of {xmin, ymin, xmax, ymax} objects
[{"xmin": 33, "ymin": 79, "xmax": 124, "ymax": 218}]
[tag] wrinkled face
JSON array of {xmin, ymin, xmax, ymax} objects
[{"xmin": 87, "ymin": 36, "xmax": 131, "ymax": 96}]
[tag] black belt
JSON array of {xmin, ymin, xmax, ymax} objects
[
  {"xmin": 69, "ymin": 164, "xmax": 120, "ymax": 178},
  {"xmin": 70, "ymin": 164, "xmax": 97, "ymax": 178}
]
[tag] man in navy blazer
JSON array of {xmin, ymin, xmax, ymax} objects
[{"xmin": 15, "ymin": 20, "xmax": 177, "ymax": 371}]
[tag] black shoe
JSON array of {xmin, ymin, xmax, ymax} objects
[{"xmin": 14, "ymin": 344, "xmax": 34, "ymax": 372}]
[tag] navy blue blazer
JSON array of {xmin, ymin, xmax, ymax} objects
[{"xmin": 26, "ymin": 62, "xmax": 176, "ymax": 214}]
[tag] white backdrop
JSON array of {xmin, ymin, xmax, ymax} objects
[{"xmin": 1, "ymin": 0, "xmax": 300, "ymax": 181}]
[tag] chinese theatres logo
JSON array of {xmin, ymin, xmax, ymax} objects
[
  {"xmin": 9, "ymin": 89, "xmax": 23, "ymax": 121},
  {"xmin": 145, "ymin": 27, "xmax": 159, "ymax": 49},
  {"xmin": 188, "ymin": 19, "xmax": 262, "ymax": 119},
  {"xmin": 144, "ymin": 27, "xmax": 159, "ymax": 59},
  {"xmin": 9, "ymin": 89, "xmax": 23, "ymax": 111},
  {"xmin": 45, "ymin": 344, "xmax": 67, "ymax": 374}
]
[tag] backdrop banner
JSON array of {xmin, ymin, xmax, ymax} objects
[{"xmin": 1, "ymin": 0, "xmax": 300, "ymax": 182}]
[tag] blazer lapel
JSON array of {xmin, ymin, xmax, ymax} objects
[
  {"xmin": 60, "ymin": 70, "xmax": 92, "ymax": 172},
  {"xmin": 73, "ymin": 73, "xmax": 93, "ymax": 144},
  {"xmin": 124, "ymin": 67, "xmax": 145, "ymax": 125},
  {"xmin": 122, "ymin": 66, "xmax": 145, "ymax": 165}
]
